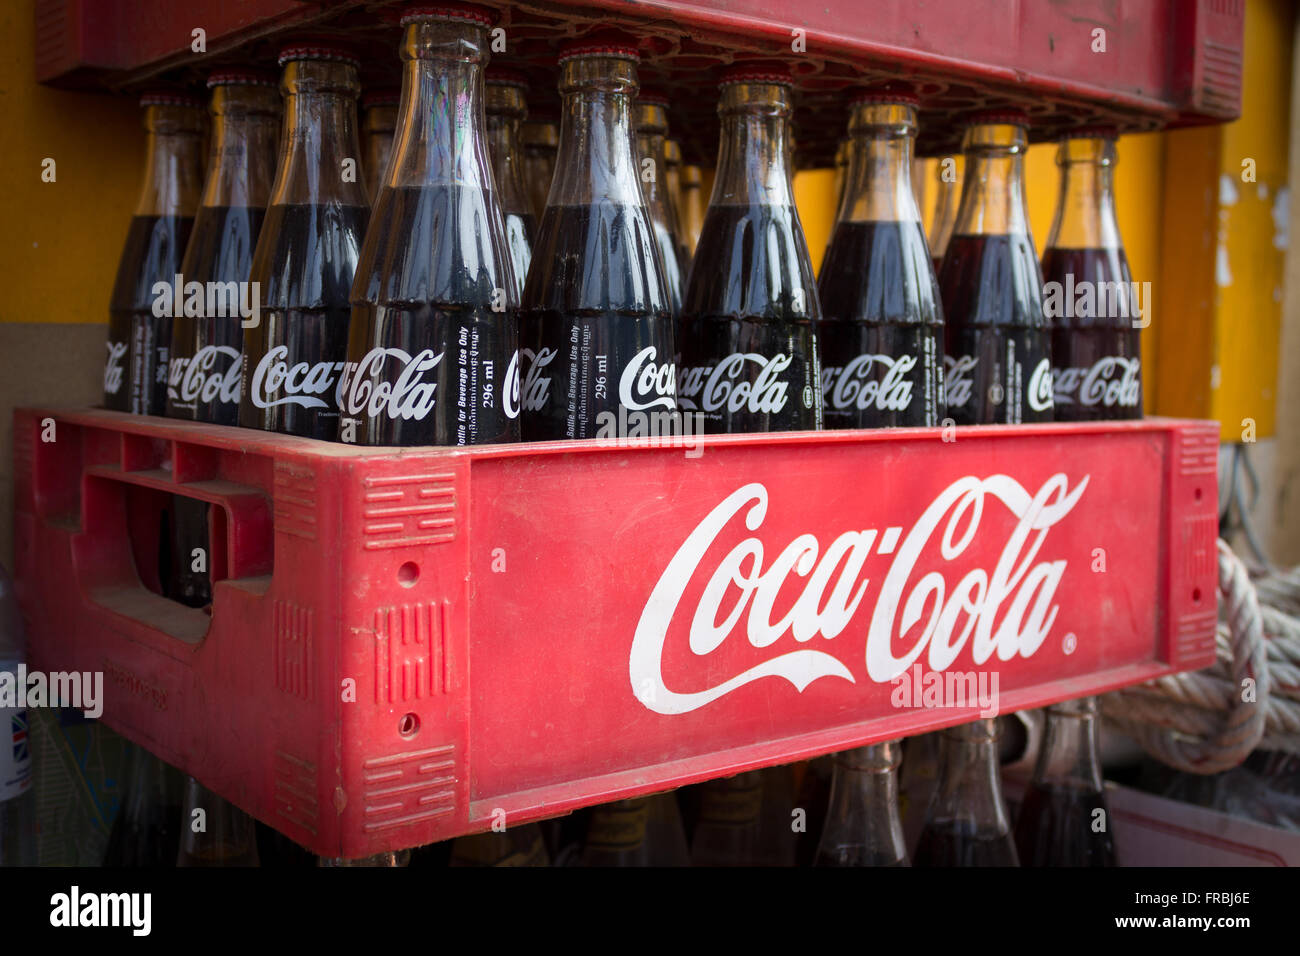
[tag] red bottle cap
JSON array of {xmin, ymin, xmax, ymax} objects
[
  {"xmin": 486, "ymin": 67, "xmax": 530, "ymax": 89},
  {"xmin": 719, "ymin": 63, "xmax": 793, "ymax": 87},
  {"xmin": 277, "ymin": 44, "xmax": 361, "ymax": 68},
  {"xmin": 138, "ymin": 89, "xmax": 203, "ymax": 108},
  {"xmin": 558, "ymin": 40, "xmax": 640, "ymax": 64},
  {"xmin": 850, "ymin": 82, "xmax": 919, "ymax": 107},
  {"xmin": 965, "ymin": 108, "xmax": 1031, "ymax": 127},
  {"xmin": 637, "ymin": 87, "xmax": 671, "ymax": 107},
  {"xmin": 361, "ymin": 87, "xmax": 401, "ymax": 108},
  {"xmin": 400, "ymin": 3, "xmax": 496, "ymax": 28},
  {"xmin": 206, "ymin": 69, "xmax": 278, "ymax": 89},
  {"xmin": 1062, "ymin": 124, "xmax": 1119, "ymax": 140}
]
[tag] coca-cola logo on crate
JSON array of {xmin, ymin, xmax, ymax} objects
[{"xmin": 630, "ymin": 473, "xmax": 1088, "ymax": 715}]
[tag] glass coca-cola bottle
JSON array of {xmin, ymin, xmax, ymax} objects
[
  {"xmin": 164, "ymin": 71, "xmax": 279, "ymax": 611},
  {"xmin": 635, "ymin": 90, "xmax": 688, "ymax": 315},
  {"xmin": 485, "ymin": 67, "xmax": 536, "ymax": 284},
  {"xmin": 817, "ymin": 88, "xmax": 944, "ymax": 429},
  {"xmin": 678, "ymin": 66, "xmax": 821, "ymax": 433},
  {"xmin": 1014, "ymin": 697, "xmax": 1116, "ymax": 866},
  {"xmin": 176, "ymin": 776, "xmax": 259, "ymax": 866},
  {"xmin": 167, "ymin": 71, "xmax": 279, "ymax": 426},
  {"xmin": 663, "ymin": 138, "xmax": 687, "ymax": 259},
  {"xmin": 940, "ymin": 111, "xmax": 1052, "ymax": 425},
  {"xmin": 581, "ymin": 793, "xmax": 690, "ymax": 866},
  {"xmin": 104, "ymin": 91, "xmax": 204, "ymax": 415},
  {"xmin": 914, "ymin": 719, "xmax": 1019, "ymax": 866},
  {"xmin": 927, "ymin": 154, "xmax": 962, "ymax": 272},
  {"xmin": 520, "ymin": 42, "xmax": 676, "ymax": 440},
  {"xmin": 239, "ymin": 44, "xmax": 370, "ymax": 439},
  {"xmin": 815, "ymin": 741, "xmax": 909, "ymax": 866},
  {"xmin": 898, "ymin": 731, "xmax": 943, "ymax": 856},
  {"xmin": 361, "ymin": 88, "xmax": 399, "ymax": 201},
  {"xmin": 1043, "ymin": 128, "xmax": 1141, "ymax": 420},
  {"xmin": 520, "ymin": 111, "xmax": 558, "ymax": 222},
  {"xmin": 339, "ymin": 8, "xmax": 520, "ymax": 446},
  {"xmin": 449, "ymin": 823, "xmax": 549, "ymax": 866},
  {"xmin": 679, "ymin": 162, "xmax": 704, "ymax": 256},
  {"xmin": 102, "ymin": 744, "xmax": 185, "ymax": 867},
  {"xmin": 690, "ymin": 770, "xmax": 792, "ymax": 867}
]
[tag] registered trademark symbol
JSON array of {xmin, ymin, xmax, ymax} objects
[{"xmin": 1062, "ymin": 633, "xmax": 1077, "ymax": 655}]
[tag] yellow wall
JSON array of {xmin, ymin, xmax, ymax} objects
[{"xmin": 0, "ymin": 3, "xmax": 142, "ymax": 327}]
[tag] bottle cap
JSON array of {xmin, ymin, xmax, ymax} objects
[
  {"xmin": 850, "ymin": 82, "xmax": 920, "ymax": 107},
  {"xmin": 636, "ymin": 87, "xmax": 671, "ymax": 107},
  {"xmin": 558, "ymin": 40, "xmax": 640, "ymax": 64},
  {"xmin": 1062, "ymin": 124, "xmax": 1119, "ymax": 140},
  {"xmin": 965, "ymin": 108, "xmax": 1030, "ymax": 128},
  {"xmin": 138, "ymin": 89, "xmax": 203, "ymax": 108},
  {"xmin": 277, "ymin": 43, "xmax": 362, "ymax": 69},
  {"xmin": 486, "ymin": 67, "xmax": 530, "ymax": 89},
  {"xmin": 400, "ymin": 3, "xmax": 496, "ymax": 28},
  {"xmin": 719, "ymin": 63, "xmax": 793, "ymax": 87},
  {"xmin": 361, "ymin": 87, "xmax": 401, "ymax": 108},
  {"xmin": 206, "ymin": 69, "xmax": 278, "ymax": 89}
]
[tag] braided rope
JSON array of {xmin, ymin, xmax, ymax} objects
[{"xmin": 1103, "ymin": 540, "xmax": 1273, "ymax": 773}]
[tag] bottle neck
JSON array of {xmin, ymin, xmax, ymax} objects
[
  {"xmin": 953, "ymin": 123, "xmax": 1032, "ymax": 237},
  {"xmin": 202, "ymin": 86, "xmax": 280, "ymax": 210},
  {"xmin": 551, "ymin": 56, "xmax": 642, "ymax": 208},
  {"xmin": 1046, "ymin": 137, "xmax": 1121, "ymax": 250},
  {"xmin": 635, "ymin": 103, "xmax": 675, "ymax": 221},
  {"xmin": 486, "ymin": 86, "xmax": 530, "ymax": 215},
  {"xmin": 836, "ymin": 102, "xmax": 920, "ymax": 224},
  {"xmin": 271, "ymin": 60, "xmax": 367, "ymax": 208},
  {"xmin": 136, "ymin": 104, "xmax": 204, "ymax": 217},
  {"xmin": 385, "ymin": 21, "xmax": 494, "ymax": 193},
  {"xmin": 1031, "ymin": 696, "xmax": 1105, "ymax": 791},
  {"xmin": 821, "ymin": 742, "xmax": 907, "ymax": 865},
  {"xmin": 708, "ymin": 82, "xmax": 794, "ymax": 208},
  {"xmin": 931, "ymin": 719, "xmax": 1012, "ymax": 831},
  {"xmin": 928, "ymin": 153, "xmax": 963, "ymax": 259}
]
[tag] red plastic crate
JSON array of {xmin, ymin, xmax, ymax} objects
[
  {"xmin": 11, "ymin": 408, "xmax": 1219, "ymax": 858},
  {"xmin": 34, "ymin": 0, "xmax": 1243, "ymax": 163}
]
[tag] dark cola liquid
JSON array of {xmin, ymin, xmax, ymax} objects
[
  {"xmin": 168, "ymin": 205, "xmax": 266, "ymax": 424},
  {"xmin": 521, "ymin": 203, "xmax": 676, "ymax": 441},
  {"xmin": 342, "ymin": 186, "xmax": 520, "ymax": 446},
  {"xmin": 1014, "ymin": 781, "xmax": 1116, "ymax": 867},
  {"xmin": 105, "ymin": 215, "xmax": 195, "ymax": 415},
  {"xmin": 940, "ymin": 233, "xmax": 1052, "ymax": 425},
  {"xmin": 818, "ymin": 220, "xmax": 944, "ymax": 428},
  {"xmin": 1042, "ymin": 246, "xmax": 1141, "ymax": 421},
  {"xmin": 679, "ymin": 204, "xmax": 820, "ymax": 433},
  {"xmin": 239, "ymin": 202, "xmax": 368, "ymax": 439},
  {"xmin": 913, "ymin": 820, "xmax": 1018, "ymax": 867}
]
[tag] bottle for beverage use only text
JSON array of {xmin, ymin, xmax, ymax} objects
[
  {"xmin": 817, "ymin": 88, "xmax": 944, "ymax": 429},
  {"xmin": 485, "ymin": 67, "xmax": 536, "ymax": 284},
  {"xmin": 914, "ymin": 719, "xmax": 1019, "ymax": 866},
  {"xmin": 239, "ymin": 44, "xmax": 370, "ymax": 439},
  {"xmin": 940, "ymin": 111, "xmax": 1052, "ymax": 425},
  {"xmin": 520, "ymin": 41, "xmax": 677, "ymax": 441},
  {"xmin": 677, "ymin": 66, "xmax": 822, "ymax": 433},
  {"xmin": 104, "ymin": 91, "xmax": 204, "ymax": 415},
  {"xmin": 1042, "ymin": 128, "xmax": 1141, "ymax": 420},
  {"xmin": 1014, "ymin": 696, "xmax": 1117, "ymax": 866},
  {"xmin": 339, "ymin": 7, "xmax": 520, "ymax": 447},
  {"xmin": 635, "ymin": 90, "xmax": 688, "ymax": 316},
  {"xmin": 815, "ymin": 741, "xmax": 909, "ymax": 866}
]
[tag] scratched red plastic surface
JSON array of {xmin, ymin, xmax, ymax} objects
[{"xmin": 11, "ymin": 409, "xmax": 1219, "ymax": 856}]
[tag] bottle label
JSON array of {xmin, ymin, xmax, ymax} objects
[
  {"xmin": 0, "ymin": 677, "xmax": 32, "ymax": 801},
  {"xmin": 169, "ymin": 346, "xmax": 243, "ymax": 411},
  {"xmin": 336, "ymin": 310, "xmax": 520, "ymax": 446},
  {"xmin": 944, "ymin": 329, "xmax": 1053, "ymax": 425},
  {"xmin": 698, "ymin": 778, "xmax": 763, "ymax": 827},
  {"xmin": 678, "ymin": 353, "xmax": 794, "ymax": 416},
  {"xmin": 1052, "ymin": 357, "xmax": 1141, "ymax": 410},
  {"xmin": 818, "ymin": 324, "xmax": 942, "ymax": 428},
  {"xmin": 249, "ymin": 345, "xmax": 345, "ymax": 412},
  {"xmin": 584, "ymin": 799, "xmax": 649, "ymax": 851}
]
